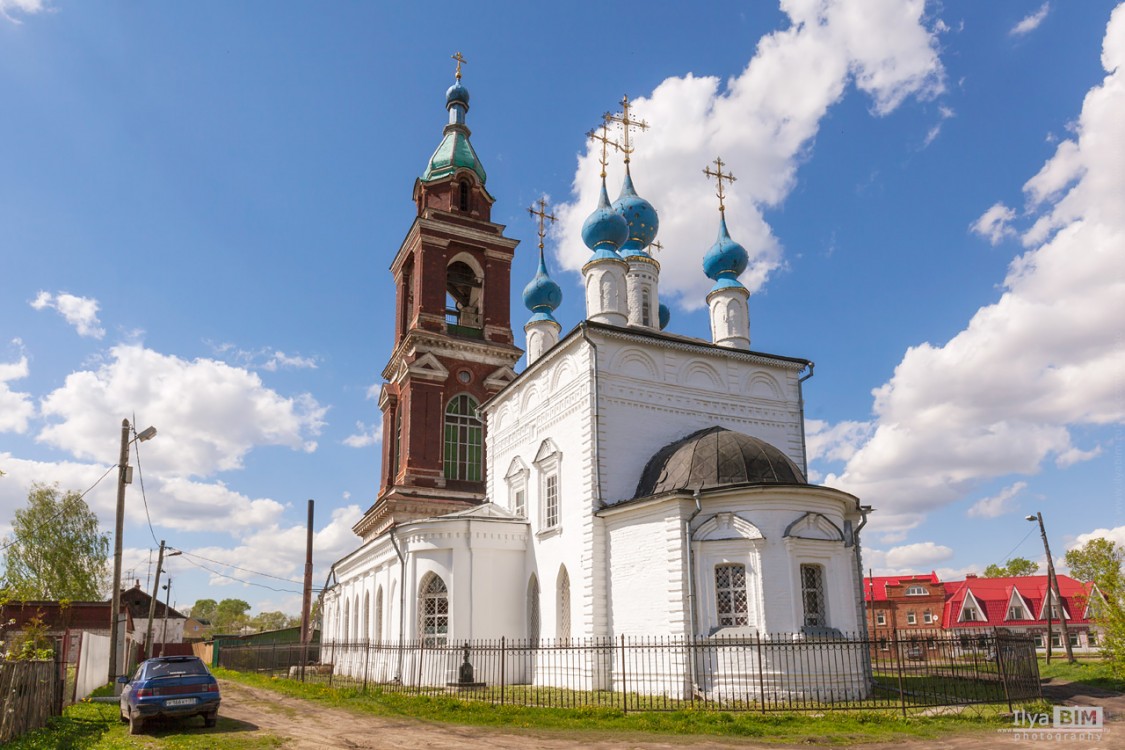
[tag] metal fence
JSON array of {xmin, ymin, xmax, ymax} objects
[{"xmin": 217, "ymin": 628, "xmax": 1040, "ymax": 714}]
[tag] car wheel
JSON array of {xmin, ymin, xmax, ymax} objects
[
  {"xmin": 204, "ymin": 712, "xmax": 217, "ymax": 728},
  {"xmin": 128, "ymin": 713, "xmax": 144, "ymax": 735}
]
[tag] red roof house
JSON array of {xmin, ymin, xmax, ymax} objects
[{"xmin": 942, "ymin": 574, "xmax": 1102, "ymax": 651}]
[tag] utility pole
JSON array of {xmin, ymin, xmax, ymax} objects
[
  {"xmin": 160, "ymin": 578, "xmax": 172, "ymax": 658},
  {"xmin": 108, "ymin": 418, "xmax": 131, "ymax": 684},
  {"xmin": 145, "ymin": 541, "xmax": 165, "ymax": 660},
  {"xmin": 300, "ymin": 499, "xmax": 314, "ymax": 680},
  {"xmin": 1028, "ymin": 512, "xmax": 1075, "ymax": 663}
]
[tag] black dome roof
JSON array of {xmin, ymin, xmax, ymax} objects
[{"xmin": 633, "ymin": 426, "xmax": 806, "ymax": 499}]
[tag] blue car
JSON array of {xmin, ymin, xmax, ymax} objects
[{"xmin": 118, "ymin": 655, "xmax": 221, "ymax": 734}]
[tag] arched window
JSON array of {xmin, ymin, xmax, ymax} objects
[
  {"xmin": 418, "ymin": 573, "xmax": 449, "ymax": 646},
  {"xmin": 392, "ymin": 407, "xmax": 403, "ymax": 480},
  {"xmin": 527, "ymin": 575, "xmax": 540, "ymax": 646},
  {"xmin": 641, "ymin": 287, "xmax": 652, "ymax": 327},
  {"xmin": 342, "ymin": 597, "xmax": 350, "ymax": 642},
  {"xmin": 362, "ymin": 591, "xmax": 370, "ymax": 641},
  {"xmin": 715, "ymin": 564, "xmax": 748, "ymax": 627},
  {"xmin": 800, "ymin": 564, "xmax": 827, "ymax": 628},
  {"xmin": 444, "ymin": 395, "xmax": 482, "ymax": 481},
  {"xmin": 458, "ymin": 179, "xmax": 471, "ymax": 212},
  {"xmin": 374, "ymin": 587, "xmax": 384, "ymax": 643},
  {"xmin": 445, "ymin": 259, "xmax": 482, "ymax": 329},
  {"xmin": 556, "ymin": 566, "xmax": 571, "ymax": 642}
]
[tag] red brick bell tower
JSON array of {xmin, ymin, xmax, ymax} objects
[{"xmin": 353, "ymin": 64, "xmax": 522, "ymax": 542}]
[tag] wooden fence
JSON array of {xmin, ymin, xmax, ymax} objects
[{"xmin": 0, "ymin": 659, "xmax": 63, "ymax": 743}]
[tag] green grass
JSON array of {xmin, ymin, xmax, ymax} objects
[
  {"xmin": 215, "ymin": 668, "xmax": 1023, "ymax": 745},
  {"xmin": 3, "ymin": 684, "xmax": 283, "ymax": 750},
  {"xmin": 1038, "ymin": 657, "xmax": 1125, "ymax": 692}
]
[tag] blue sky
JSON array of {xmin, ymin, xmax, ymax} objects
[{"xmin": 2, "ymin": 0, "xmax": 1122, "ymax": 617}]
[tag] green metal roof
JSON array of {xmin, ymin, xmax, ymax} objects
[{"xmin": 422, "ymin": 127, "xmax": 487, "ymax": 184}]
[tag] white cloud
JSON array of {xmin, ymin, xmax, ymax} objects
[
  {"xmin": 0, "ymin": 0, "xmax": 47, "ymax": 23},
  {"xmin": 36, "ymin": 343, "xmax": 328, "ymax": 478},
  {"xmin": 967, "ymin": 481, "xmax": 1026, "ymax": 519},
  {"xmin": 0, "ymin": 356, "xmax": 35, "ymax": 433},
  {"xmin": 806, "ymin": 418, "xmax": 874, "ymax": 464},
  {"xmin": 882, "ymin": 539, "xmax": 954, "ymax": 568},
  {"xmin": 825, "ymin": 6, "xmax": 1125, "ymax": 537},
  {"xmin": 1070, "ymin": 525, "xmax": 1125, "ymax": 551},
  {"xmin": 262, "ymin": 351, "xmax": 318, "ymax": 372},
  {"xmin": 970, "ymin": 202, "xmax": 1018, "ymax": 245},
  {"xmin": 1010, "ymin": 3, "xmax": 1050, "ymax": 37},
  {"xmin": 186, "ymin": 504, "xmax": 362, "ymax": 591},
  {"xmin": 30, "ymin": 291, "xmax": 106, "ymax": 339},
  {"xmin": 553, "ymin": 0, "xmax": 944, "ymax": 310},
  {"xmin": 342, "ymin": 419, "xmax": 381, "ymax": 448}
]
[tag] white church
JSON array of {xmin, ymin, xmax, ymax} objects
[{"xmin": 321, "ymin": 66, "xmax": 872, "ymax": 699}]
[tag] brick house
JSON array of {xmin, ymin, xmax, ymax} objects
[{"xmin": 864, "ymin": 572, "xmax": 946, "ymax": 653}]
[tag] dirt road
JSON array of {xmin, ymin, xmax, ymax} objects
[{"xmin": 216, "ymin": 678, "xmax": 1125, "ymax": 750}]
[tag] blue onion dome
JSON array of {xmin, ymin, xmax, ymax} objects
[
  {"xmin": 658, "ymin": 303, "xmax": 670, "ymax": 330},
  {"xmin": 523, "ymin": 250, "xmax": 562, "ymax": 317},
  {"xmin": 702, "ymin": 214, "xmax": 749, "ymax": 281},
  {"xmin": 446, "ymin": 81, "xmax": 470, "ymax": 108},
  {"xmin": 581, "ymin": 178, "xmax": 629, "ymax": 259},
  {"xmin": 612, "ymin": 169, "xmax": 659, "ymax": 257}
]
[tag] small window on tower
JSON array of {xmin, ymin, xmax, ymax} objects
[
  {"xmin": 459, "ymin": 180, "xmax": 471, "ymax": 212},
  {"xmin": 641, "ymin": 288, "xmax": 652, "ymax": 327}
]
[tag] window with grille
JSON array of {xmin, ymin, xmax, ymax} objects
[
  {"xmin": 443, "ymin": 395, "xmax": 482, "ymax": 481},
  {"xmin": 418, "ymin": 573, "xmax": 449, "ymax": 646},
  {"xmin": 374, "ymin": 587, "xmax": 384, "ymax": 643},
  {"xmin": 527, "ymin": 575, "xmax": 540, "ymax": 646},
  {"xmin": 557, "ymin": 566, "xmax": 571, "ymax": 641},
  {"xmin": 641, "ymin": 287, "xmax": 652, "ymax": 327},
  {"xmin": 800, "ymin": 564, "xmax": 826, "ymax": 628},
  {"xmin": 544, "ymin": 473, "xmax": 559, "ymax": 528},
  {"xmin": 715, "ymin": 564, "xmax": 749, "ymax": 627}
]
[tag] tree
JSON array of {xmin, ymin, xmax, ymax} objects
[
  {"xmin": 1065, "ymin": 537, "xmax": 1125, "ymax": 673},
  {"xmin": 983, "ymin": 557, "xmax": 1039, "ymax": 578},
  {"xmin": 187, "ymin": 598, "xmax": 218, "ymax": 623},
  {"xmin": 1, "ymin": 483, "xmax": 109, "ymax": 600},
  {"xmin": 213, "ymin": 598, "xmax": 251, "ymax": 634},
  {"xmin": 250, "ymin": 611, "xmax": 293, "ymax": 632}
]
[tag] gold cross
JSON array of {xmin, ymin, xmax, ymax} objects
[
  {"xmin": 528, "ymin": 197, "xmax": 557, "ymax": 252},
  {"xmin": 603, "ymin": 94, "xmax": 649, "ymax": 165},
  {"xmin": 586, "ymin": 122, "xmax": 620, "ymax": 179},
  {"xmin": 703, "ymin": 157, "xmax": 737, "ymax": 213},
  {"xmin": 649, "ymin": 240, "xmax": 664, "ymax": 254},
  {"xmin": 452, "ymin": 51, "xmax": 467, "ymax": 81}
]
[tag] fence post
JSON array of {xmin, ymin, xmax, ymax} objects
[
  {"xmin": 992, "ymin": 628, "xmax": 1012, "ymax": 712},
  {"xmin": 500, "ymin": 637, "xmax": 506, "ymax": 706},
  {"xmin": 363, "ymin": 641, "xmax": 370, "ymax": 692},
  {"xmin": 892, "ymin": 628, "xmax": 907, "ymax": 718},
  {"xmin": 756, "ymin": 632, "xmax": 766, "ymax": 713},
  {"xmin": 619, "ymin": 633, "xmax": 627, "ymax": 714}
]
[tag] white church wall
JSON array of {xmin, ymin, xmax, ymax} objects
[
  {"xmin": 605, "ymin": 504, "xmax": 686, "ymax": 637},
  {"xmin": 590, "ymin": 330, "xmax": 807, "ymax": 505},
  {"xmin": 485, "ymin": 340, "xmax": 602, "ymax": 640}
]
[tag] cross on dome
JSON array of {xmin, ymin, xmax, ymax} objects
[
  {"xmin": 451, "ymin": 51, "xmax": 467, "ymax": 81},
  {"xmin": 604, "ymin": 94, "xmax": 649, "ymax": 165},
  {"xmin": 587, "ymin": 122, "xmax": 620, "ymax": 180},
  {"xmin": 703, "ymin": 157, "xmax": 737, "ymax": 214}
]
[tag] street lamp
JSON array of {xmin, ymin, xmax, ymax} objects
[
  {"xmin": 1026, "ymin": 512, "xmax": 1075, "ymax": 663},
  {"xmin": 109, "ymin": 419, "xmax": 158, "ymax": 685}
]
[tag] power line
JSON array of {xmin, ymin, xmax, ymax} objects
[
  {"xmin": 173, "ymin": 550, "xmax": 308, "ymax": 587},
  {"xmin": 174, "ymin": 554, "xmax": 318, "ymax": 594},
  {"xmin": 0, "ymin": 463, "xmax": 119, "ymax": 552},
  {"xmin": 130, "ymin": 421, "xmax": 161, "ymax": 549}
]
